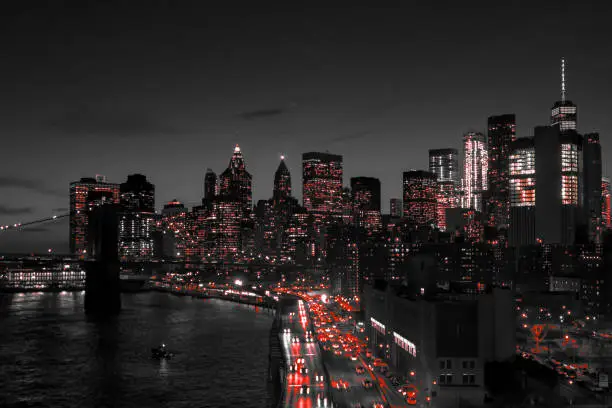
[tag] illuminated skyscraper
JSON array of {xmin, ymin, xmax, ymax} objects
[
  {"xmin": 390, "ymin": 198, "xmax": 402, "ymax": 218},
  {"xmin": 487, "ymin": 114, "xmax": 516, "ymax": 229},
  {"xmin": 551, "ymin": 58, "xmax": 577, "ymax": 133},
  {"xmin": 429, "ymin": 148, "xmax": 460, "ymax": 231},
  {"xmin": 402, "ymin": 170, "xmax": 437, "ymax": 227},
  {"xmin": 461, "ymin": 132, "xmax": 488, "ymax": 211},
  {"xmin": 534, "ymin": 126, "xmax": 582, "ymax": 245},
  {"xmin": 351, "ymin": 177, "xmax": 382, "ymax": 232},
  {"xmin": 302, "ymin": 152, "xmax": 343, "ymax": 222},
  {"xmin": 204, "ymin": 169, "xmax": 217, "ymax": 201},
  {"xmin": 118, "ymin": 174, "xmax": 156, "ymax": 261},
  {"xmin": 69, "ymin": 175, "xmax": 120, "ymax": 256},
  {"xmin": 218, "ymin": 144, "xmax": 253, "ymax": 220},
  {"xmin": 583, "ymin": 133, "xmax": 603, "ymax": 242},
  {"xmin": 429, "ymin": 148, "xmax": 460, "ymax": 184},
  {"xmin": 603, "ymin": 177, "xmax": 611, "ymax": 230},
  {"xmin": 213, "ymin": 197, "xmax": 242, "ymax": 260},
  {"xmin": 273, "ymin": 155, "xmax": 291, "ymax": 207},
  {"xmin": 508, "ymin": 137, "xmax": 536, "ymax": 246}
]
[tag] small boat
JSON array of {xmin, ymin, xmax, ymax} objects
[{"xmin": 152, "ymin": 343, "xmax": 174, "ymax": 359}]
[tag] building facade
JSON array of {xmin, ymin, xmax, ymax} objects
[
  {"xmin": 487, "ymin": 114, "xmax": 516, "ymax": 229},
  {"xmin": 302, "ymin": 152, "xmax": 343, "ymax": 222},
  {"xmin": 461, "ymin": 132, "xmax": 488, "ymax": 212},
  {"xmin": 69, "ymin": 175, "xmax": 120, "ymax": 257},
  {"xmin": 429, "ymin": 149, "xmax": 460, "ymax": 231},
  {"xmin": 508, "ymin": 137, "xmax": 536, "ymax": 246},
  {"xmin": 403, "ymin": 171, "xmax": 437, "ymax": 228}
]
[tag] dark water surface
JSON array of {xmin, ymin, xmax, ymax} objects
[{"xmin": 0, "ymin": 292, "xmax": 274, "ymax": 408}]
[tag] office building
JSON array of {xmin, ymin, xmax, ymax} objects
[
  {"xmin": 364, "ymin": 285, "xmax": 515, "ymax": 407},
  {"xmin": 273, "ymin": 155, "xmax": 292, "ymax": 207},
  {"xmin": 487, "ymin": 114, "xmax": 516, "ymax": 229},
  {"xmin": 118, "ymin": 174, "xmax": 156, "ymax": 261},
  {"xmin": 69, "ymin": 175, "xmax": 120, "ymax": 257},
  {"xmin": 461, "ymin": 132, "xmax": 488, "ymax": 212},
  {"xmin": 390, "ymin": 198, "xmax": 402, "ymax": 218},
  {"xmin": 534, "ymin": 126, "xmax": 582, "ymax": 245},
  {"xmin": 429, "ymin": 149, "xmax": 460, "ymax": 231},
  {"xmin": 218, "ymin": 145, "xmax": 253, "ymax": 221},
  {"xmin": 302, "ymin": 152, "xmax": 343, "ymax": 222},
  {"xmin": 204, "ymin": 169, "xmax": 217, "ymax": 201},
  {"xmin": 583, "ymin": 133, "xmax": 603, "ymax": 242},
  {"xmin": 603, "ymin": 177, "xmax": 611, "ymax": 230},
  {"xmin": 351, "ymin": 177, "xmax": 382, "ymax": 231},
  {"xmin": 403, "ymin": 171, "xmax": 437, "ymax": 228},
  {"xmin": 508, "ymin": 137, "xmax": 536, "ymax": 246},
  {"xmin": 160, "ymin": 200, "xmax": 187, "ymax": 259}
]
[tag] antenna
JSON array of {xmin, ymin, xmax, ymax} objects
[{"xmin": 561, "ymin": 57, "xmax": 566, "ymax": 103}]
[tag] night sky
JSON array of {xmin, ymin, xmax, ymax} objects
[{"xmin": 1, "ymin": 1, "xmax": 611, "ymax": 253}]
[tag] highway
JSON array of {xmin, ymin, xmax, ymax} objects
[{"xmin": 279, "ymin": 297, "xmax": 332, "ymax": 408}]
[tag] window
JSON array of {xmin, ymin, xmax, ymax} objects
[
  {"xmin": 447, "ymin": 359, "xmax": 452, "ymax": 369},
  {"xmin": 470, "ymin": 361, "xmax": 475, "ymax": 369},
  {"xmin": 462, "ymin": 374, "xmax": 476, "ymax": 385},
  {"xmin": 446, "ymin": 375, "xmax": 453, "ymax": 384},
  {"xmin": 440, "ymin": 361, "xmax": 445, "ymax": 369},
  {"xmin": 462, "ymin": 361, "xmax": 467, "ymax": 369},
  {"xmin": 439, "ymin": 375, "xmax": 446, "ymax": 384}
]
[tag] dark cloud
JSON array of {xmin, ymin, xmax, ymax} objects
[
  {"xmin": 43, "ymin": 104, "xmax": 184, "ymax": 138},
  {"xmin": 238, "ymin": 108, "xmax": 286, "ymax": 120},
  {"xmin": 329, "ymin": 130, "xmax": 372, "ymax": 144},
  {"xmin": 0, "ymin": 205, "xmax": 34, "ymax": 215},
  {"xmin": 0, "ymin": 177, "xmax": 63, "ymax": 197}
]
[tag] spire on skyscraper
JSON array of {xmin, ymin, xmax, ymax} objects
[{"xmin": 561, "ymin": 57, "xmax": 566, "ymax": 103}]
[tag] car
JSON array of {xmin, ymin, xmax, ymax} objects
[
  {"xmin": 362, "ymin": 379, "xmax": 373, "ymax": 389},
  {"xmin": 334, "ymin": 349, "xmax": 342, "ymax": 356},
  {"xmin": 292, "ymin": 337, "xmax": 300, "ymax": 344},
  {"xmin": 355, "ymin": 365, "xmax": 365, "ymax": 374},
  {"xmin": 351, "ymin": 354, "xmax": 359, "ymax": 361},
  {"xmin": 299, "ymin": 367, "xmax": 309, "ymax": 375},
  {"xmin": 372, "ymin": 403, "xmax": 384, "ymax": 408},
  {"xmin": 296, "ymin": 358, "xmax": 305, "ymax": 365},
  {"xmin": 300, "ymin": 385, "xmax": 310, "ymax": 395}
]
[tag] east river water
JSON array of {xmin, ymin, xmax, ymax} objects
[{"xmin": 0, "ymin": 291, "xmax": 274, "ymax": 408}]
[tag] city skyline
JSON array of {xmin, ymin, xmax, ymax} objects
[{"xmin": 2, "ymin": 2, "xmax": 612, "ymax": 252}]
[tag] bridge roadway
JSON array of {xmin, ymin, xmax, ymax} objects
[{"xmin": 278, "ymin": 297, "xmax": 332, "ymax": 408}]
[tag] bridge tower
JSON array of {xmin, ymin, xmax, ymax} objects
[{"xmin": 85, "ymin": 205, "xmax": 121, "ymax": 315}]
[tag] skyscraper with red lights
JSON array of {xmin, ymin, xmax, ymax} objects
[
  {"xmin": 273, "ymin": 155, "xmax": 291, "ymax": 207},
  {"xmin": 351, "ymin": 177, "xmax": 382, "ymax": 232},
  {"xmin": 508, "ymin": 137, "xmax": 536, "ymax": 246},
  {"xmin": 69, "ymin": 175, "xmax": 120, "ymax": 257},
  {"xmin": 302, "ymin": 152, "xmax": 343, "ymax": 222},
  {"xmin": 461, "ymin": 132, "xmax": 488, "ymax": 212},
  {"xmin": 402, "ymin": 170, "xmax": 437, "ymax": 228},
  {"xmin": 551, "ymin": 58, "xmax": 577, "ymax": 133},
  {"xmin": 487, "ymin": 114, "xmax": 516, "ymax": 229},
  {"xmin": 602, "ymin": 177, "xmax": 611, "ymax": 230},
  {"xmin": 429, "ymin": 148, "xmax": 459, "ymax": 231},
  {"xmin": 218, "ymin": 144, "xmax": 253, "ymax": 221},
  {"xmin": 389, "ymin": 198, "xmax": 402, "ymax": 218},
  {"xmin": 118, "ymin": 174, "xmax": 156, "ymax": 261},
  {"xmin": 583, "ymin": 133, "xmax": 602, "ymax": 242}
]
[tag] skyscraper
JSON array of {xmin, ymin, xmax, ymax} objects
[
  {"xmin": 487, "ymin": 114, "xmax": 516, "ymax": 229},
  {"xmin": 118, "ymin": 174, "xmax": 156, "ymax": 260},
  {"xmin": 273, "ymin": 155, "xmax": 291, "ymax": 207},
  {"xmin": 508, "ymin": 137, "xmax": 536, "ymax": 246},
  {"xmin": 69, "ymin": 175, "xmax": 120, "ymax": 256},
  {"xmin": 218, "ymin": 145, "xmax": 253, "ymax": 220},
  {"xmin": 302, "ymin": 152, "xmax": 343, "ymax": 222},
  {"xmin": 429, "ymin": 148, "xmax": 460, "ymax": 231},
  {"xmin": 204, "ymin": 169, "xmax": 217, "ymax": 201},
  {"xmin": 429, "ymin": 148, "xmax": 460, "ymax": 184},
  {"xmin": 160, "ymin": 200, "xmax": 187, "ymax": 259},
  {"xmin": 551, "ymin": 58, "xmax": 577, "ymax": 133},
  {"xmin": 351, "ymin": 177, "xmax": 382, "ymax": 231},
  {"xmin": 534, "ymin": 126, "xmax": 582, "ymax": 245},
  {"xmin": 603, "ymin": 177, "xmax": 611, "ymax": 230},
  {"xmin": 389, "ymin": 198, "xmax": 402, "ymax": 218},
  {"xmin": 583, "ymin": 133, "xmax": 602, "ymax": 242},
  {"xmin": 402, "ymin": 170, "xmax": 437, "ymax": 228},
  {"xmin": 461, "ymin": 132, "xmax": 488, "ymax": 212}
]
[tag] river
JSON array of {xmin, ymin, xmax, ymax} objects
[{"xmin": 0, "ymin": 291, "xmax": 274, "ymax": 407}]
